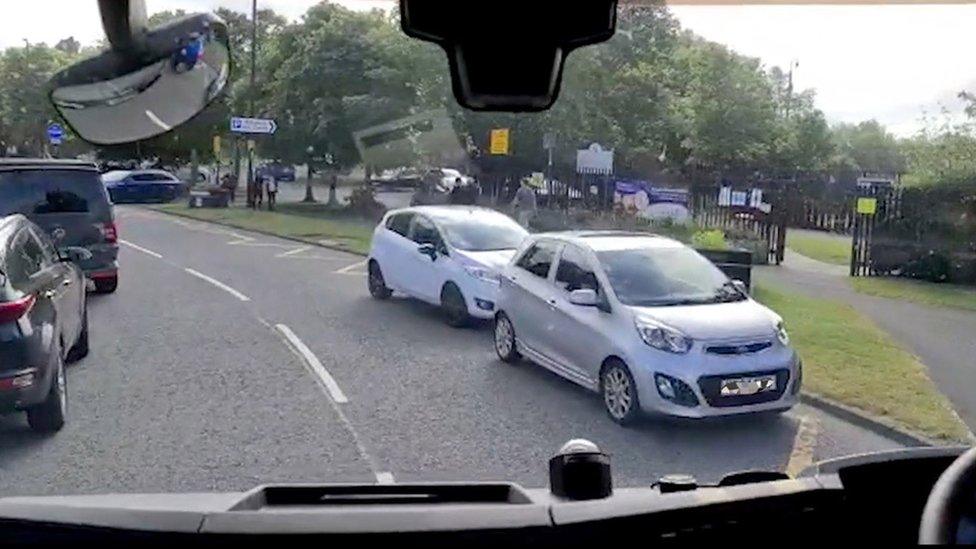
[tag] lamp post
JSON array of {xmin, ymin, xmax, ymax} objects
[{"xmin": 303, "ymin": 145, "xmax": 316, "ymax": 203}]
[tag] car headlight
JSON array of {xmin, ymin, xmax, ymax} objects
[
  {"xmin": 635, "ymin": 321, "xmax": 692, "ymax": 354},
  {"xmin": 463, "ymin": 265, "xmax": 501, "ymax": 285},
  {"xmin": 776, "ymin": 321, "xmax": 790, "ymax": 346}
]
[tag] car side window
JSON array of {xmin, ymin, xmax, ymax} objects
[
  {"xmin": 409, "ymin": 216, "xmax": 442, "ymax": 246},
  {"xmin": 6, "ymin": 230, "xmax": 46, "ymax": 291},
  {"xmin": 555, "ymin": 245, "xmax": 600, "ymax": 294},
  {"xmin": 516, "ymin": 241, "xmax": 559, "ymax": 279},
  {"xmin": 386, "ymin": 213, "xmax": 414, "ymax": 237}
]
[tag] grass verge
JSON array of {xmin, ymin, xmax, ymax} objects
[
  {"xmin": 150, "ymin": 202, "xmax": 374, "ymax": 255},
  {"xmin": 851, "ymin": 277, "xmax": 976, "ymax": 313},
  {"xmin": 754, "ymin": 285, "xmax": 970, "ymax": 442},
  {"xmin": 786, "ymin": 230, "xmax": 851, "ymax": 265}
]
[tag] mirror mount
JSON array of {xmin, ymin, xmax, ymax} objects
[
  {"xmin": 731, "ymin": 279, "xmax": 749, "ymax": 295},
  {"xmin": 59, "ymin": 247, "xmax": 95, "ymax": 264},
  {"xmin": 569, "ymin": 289, "xmax": 599, "ymax": 307},
  {"xmin": 99, "ymin": 0, "xmax": 149, "ymax": 56},
  {"xmin": 418, "ymin": 244, "xmax": 438, "ymax": 261}
]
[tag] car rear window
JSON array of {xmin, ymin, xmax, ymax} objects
[{"xmin": 0, "ymin": 169, "xmax": 111, "ymax": 217}]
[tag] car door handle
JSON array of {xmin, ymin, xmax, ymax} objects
[{"xmin": 547, "ymin": 298, "xmax": 558, "ymax": 307}]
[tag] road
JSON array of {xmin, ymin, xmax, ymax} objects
[{"xmin": 0, "ymin": 206, "xmax": 906, "ymax": 496}]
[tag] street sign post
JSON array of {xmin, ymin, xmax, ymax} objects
[
  {"xmin": 230, "ymin": 117, "xmax": 278, "ymax": 135},
  {"xmin": 47, "ymin": 123, "xmax": 64, "ymax": 146}
]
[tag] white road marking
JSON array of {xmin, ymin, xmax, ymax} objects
[
  {"xmin": 275, "ymin": 324, "xmax": 349, "ymax": 404},
  {"xmin": 183, "ymin": 268, "xmax": 251, "ymax": 302},
  {"xmin": 119, "ymin": 239, "xmax": 163, "ymax": 259},
  {"xmin": 276, "ymin": 246, "xmax": 312, "ymax": 258},
  {"xmin": 375, "ymin": 472, "xmax": 395, "ymax": 485},
  {"xmin": 785, "ymin": 414, "xmax": 820, "ymax": 478},
  {"xmin": 334, "ymin": 260, "xmax": 368, "ymax": 275},
  {"xmin": 145, "ymin": 110, "xmax": 172, "ymax": 131}
]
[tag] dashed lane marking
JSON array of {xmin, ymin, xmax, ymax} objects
[
  {"xmin": 333, "ymin": 260, "xmax": 368, "ymax": 276},
  {"xmin": 183, "ymin": 268, "xmax": 251, "ymax": 302},
  {"xmin": 785, "ymin": 414, "xmax": 820, "ymax": 478},
  {"xmin": 274, "ymin": 324, "xmax": 349, "ymax": 404},
  {"xmin": 277, "ymin": 245, "xmax": 312, "ymax": 258},
  {"xmin": 119, "ymin": 239, "xmax": 163, "ymax": 259}
]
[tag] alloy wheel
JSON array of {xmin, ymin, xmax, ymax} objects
[{"xmin": 603, "ymin": 367, "xmax": 633, "ymax": 420}]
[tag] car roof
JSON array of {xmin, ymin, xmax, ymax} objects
[
  {"xmin": 532, "ymin": 230, "xmax": 686, "ymax": 252},
  {"xmin": 0, "ymin": 158, "xmax": 98, "ymax": 171},
  {"xmin": 389, "ymin": 205, "xmax": 512, "ymax": 223}
]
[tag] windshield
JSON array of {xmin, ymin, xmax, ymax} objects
[
  {"xmin": 597, "ymin": 247, "xmax": 740, "ymax": 307},
  {"xmin": 439, "ymin": 215, "xmax": 528, "ymax": 251},
  {"xmin": 1, "ymin": 1, "xmax": 973, "ymax": 502}
]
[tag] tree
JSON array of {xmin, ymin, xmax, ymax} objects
[
  {"xmin": 831, "ymin": 120, "xmax": 905, "ymax": 175},
  {"xmin": 0, "ymin": 44, "xmax": 77, "ymax": 157}
]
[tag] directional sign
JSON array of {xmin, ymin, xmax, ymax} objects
[
  {"xmin": 47, "ymin": 123, "xmax": 64, "ymax": 145},
  {"xmin": 230, "ymin": 117, "xmax": 277, "ymax": 135}
]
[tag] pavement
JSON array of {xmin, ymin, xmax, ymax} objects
[
  {"xmin": 756, "ymin": 250, "xmax": 976, "ymax": 432},
  {"xmin": 0, "ymin": 207, "xmax": 908, "ymax": 497}
]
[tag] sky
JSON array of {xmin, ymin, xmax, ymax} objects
[{"xmin": 4, "ymin": 1, "xmax": 974, "ymax": 136}]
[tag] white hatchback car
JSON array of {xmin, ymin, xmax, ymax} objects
[
  {"xmin": 493, "ymin": 231, "xmax": 801, "ymax": 424},
  {"xmin": 368, "ymin": 206, "xmax": 529, "ymax": 326}
]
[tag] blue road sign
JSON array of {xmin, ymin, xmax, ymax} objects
[
  {"xmin": 230, "ymin": 117, "xmax": 277, "ymax": 135},
  {"xmin": 47, "ymin": 123, "xmax": 64, "ymax": 145}
]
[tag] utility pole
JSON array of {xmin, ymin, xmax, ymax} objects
[
  {"xmin": 246, "ymin": 0, "xmax": 258, "ymax": 207},
  {"xmin": 785, "ymin": 59, "xmax": 798, "ymax": 120}
]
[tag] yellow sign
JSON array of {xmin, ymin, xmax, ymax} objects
[
  {"xmin": 490, "ymin": 128, "xmax": 510, "ymax": 155},
  {"xmin": 212, "ymin": 136, "xmax": 221, "ymax": 156},
  {"xmin": 856, "ymin": 197, "xmax": 878, "ymax": 215}
]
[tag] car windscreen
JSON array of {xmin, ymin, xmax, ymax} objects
[
  {"xmin": 597, "ymin": 247, "xmax": 742, "ymax": 307},
  {"xmin": 438, "ymin": 215, "xmax": 528, "ymax": 251},
  {"xmin": 0, "ymin": 170, "xmax": 111, "ymax": 217}
]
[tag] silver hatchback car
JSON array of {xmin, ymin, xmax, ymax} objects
[{"xmin": 493, "ymin": 231, "xmax": 800, "ymax": 425}]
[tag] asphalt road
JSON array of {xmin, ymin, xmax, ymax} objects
[{"xmin": 0, "ymin": 206, "xmax": 906, "ymax": 496}]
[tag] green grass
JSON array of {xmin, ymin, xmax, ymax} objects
[
  {"xmin": 151, "ymin": 202, "xmax": 374, "ymax": 255},
  {"xmin": 786, "ymin": 230, "xmax": 852, "ymax": 265},
  {"xmin": 754, "ymin": 285, "xmax": 970, "ymax": 442},
  {"xmin": 852, "ymin": 277, "xmax": 976, "ymax": 313}
]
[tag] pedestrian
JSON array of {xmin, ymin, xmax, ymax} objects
[
  {"xmin": 512, "ymin": 179, "xmax": 537, "ymax": 229},
  {"xmin": 254, "ymin": 172, "xmax": 264, "ymax": 209},
  {"xmin": 265, "ymin": 175, "xmax": 278, "ymax": 211}
]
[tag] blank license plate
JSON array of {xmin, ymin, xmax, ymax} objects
[{"xmin": 720, "ymin": 375, "xmax": 777, "ymax": 397}]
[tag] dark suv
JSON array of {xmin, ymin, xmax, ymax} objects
[
  {"xmin": 0, "ymin": 159, "xmax": 119, "ymax": 293},
  {"xmin": 0, "ymin": 215, "xmax": 89, "ymax": 432}
]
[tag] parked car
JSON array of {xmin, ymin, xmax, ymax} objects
[
  {"xmin": 102, "ymin": 169, "xmax": 188, "ymax": 204},
  {"xmin": 367, "ymin": 206, "xmax": 529, "ymax": 326},
  {"xmin": 256, "ymin": 162, "xmax": 296, "ymax": 182},
  {"xmin": 0, "ymin": 159, "xmax": 119, "ymax": 294},
  {"xmin": 493, "ymin": 231, "xmax": 800, "ymax": 424},
  {"xmin": 0, "ymin": 214, "xmax": 90, "ymax": 433}
]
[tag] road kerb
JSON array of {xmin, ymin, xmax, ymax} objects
[{"xmin": 800, "ymin": 392, "xmax": 975, "ymax": 447}]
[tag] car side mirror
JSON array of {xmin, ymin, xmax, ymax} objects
[
  {"xmin": 418, "ymin": 243, "xmax": 438, "ymax": 261},
  {"xmin": 569, "ymin": 288, "xmax": 599, "ymax": 307},
  {"xmin": 59, "ymin": 246, "xmax": 94, "ymax": 263},
  {"xmin": 48, "ymin": 13, "xmax": 230, "ymax": 145},
  {"xmin": 731, "ymin": 279, "xmax": 749, "ymax": 295}
]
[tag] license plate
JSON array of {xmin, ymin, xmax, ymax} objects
[{"xmin": 720, "ymin": 375, "xmax": 777, "ymax": 396}]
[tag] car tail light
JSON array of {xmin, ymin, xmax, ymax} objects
[
  {"xmin": 0, "ymin": 295, "xmax": 36, "ymax": 323},
  {"xmin": 101, "ymin": 221, "xmax": 118, "ymax": 244}
]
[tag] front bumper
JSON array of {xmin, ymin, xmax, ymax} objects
[
  {"xmin": 631, "ymin": 344, "xmax": 801, "ymax": 418},
  {"xmin": 458, "ymin": 278, "xmax": 502, "ymax": 320}
]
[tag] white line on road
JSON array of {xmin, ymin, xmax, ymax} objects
[
  {"xmin": 183, "ymin": 268, "xmax": 251, "ymax": 302},
  {"xmin": 145, "ymin": 110, "xmax": 172, "ymax": 131},
  {"xmin": 334, "ymin": 260, "xmax": 368, "ymax": 275},
  {"xmin": 375, "ymin": 472, "xmax": 395, "ymax": 485},
  {"xmin": 277, "ymin": 246, "xmax": 312, "ymax": 258},
  {"xmin": 275, "ymin": 324, "xmax": 349, "ymax": 404},
  {"xmin": 119, "ymin": 239, "xmax": 163, "ymax": 259}
]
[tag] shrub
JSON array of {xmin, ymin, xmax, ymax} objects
[{"xmin": 692, "ymin": 229, "xmax": 727, "ymax": 250}]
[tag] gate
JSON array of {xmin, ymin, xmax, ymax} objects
[
  {"xmin": 692, "ymin": 184, "xmax": 787, "ymax": 265},
  {"xmin": 849, "ymin": 184, "xmax": 903, "ymax": 276}
]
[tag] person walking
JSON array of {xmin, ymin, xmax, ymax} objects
[
  {"xmin": 265, "ymin": 175, "xmax": 278, "ymax": 211},
  {"xmin": 512, "ymin": 179, "xmax": 537, "ymax": 229}
]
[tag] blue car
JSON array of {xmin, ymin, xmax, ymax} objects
[{"xmin": 101, "ymin": 170, "xmax": 188, "ymax": 204}]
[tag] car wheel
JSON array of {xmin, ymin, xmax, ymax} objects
[
  {"xmin": 367, "ymin": 261, "xmax": 392, "ymax": 300},
  {"xmin": 93, "ymin": 276, "xmax": 118, "ymax": 294},
  {"xmin": 601, "ymin": 360, "xmax": 640, "ymax": 426},
  {"xmin": 27, "ymin": 350, "xmax": 67, "ymax": 433},
  {"xmin": 66, "ymin": 302, "xmax": 89, "ymax": 363},
  {"xmin": 440, "ymin": 283, "xmax": 471, "ymax": 328},
  {"xmin": 493, "ymin": 312, "xmax": 521, "ymax": 363}
]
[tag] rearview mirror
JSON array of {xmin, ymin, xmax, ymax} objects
[
  {"xmin": 731, "ymin": 279, "xmax": 749, "ymax": 295},
  {"xmin": 568, "ymin": 288, "xmax": 599, "ymax": 307},
  {"xmin": 49, "ymin": 13, "xmax": 230, "ymax": 145},
  {"xmin": 418, "ymin": 244, "xmax": 438, "ymax": 261},
  {"xmin": 59, "ymin": 246, "xmax": 94, "ymax": 264}
]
